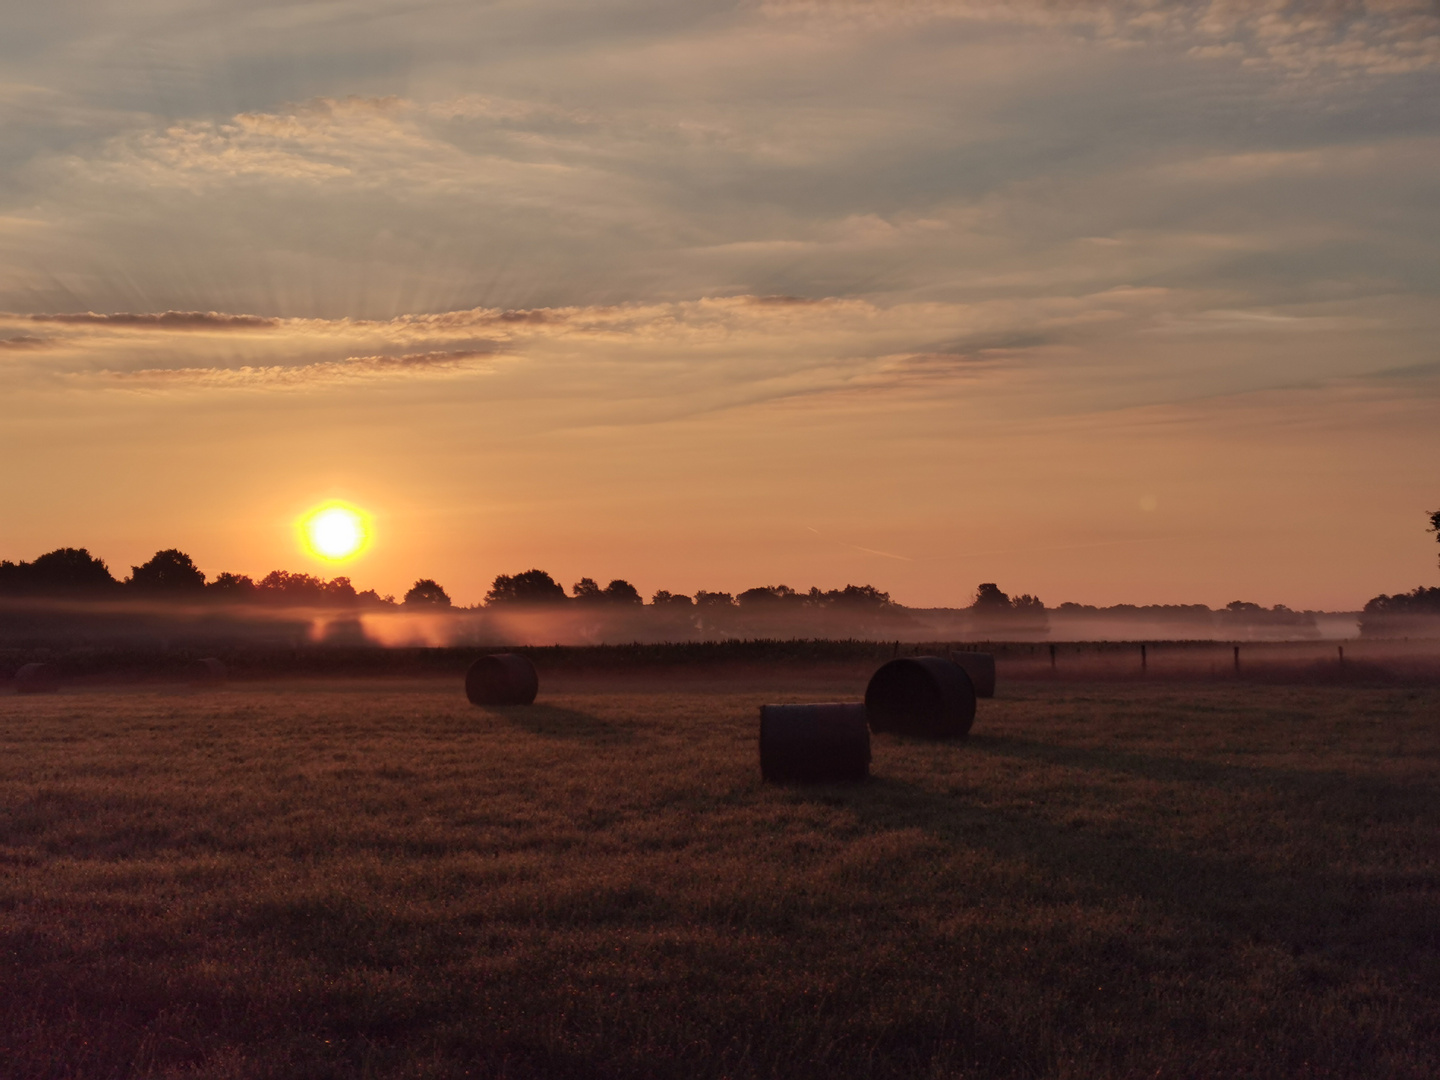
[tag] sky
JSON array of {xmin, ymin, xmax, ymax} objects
[{"xmin": 1, "ymin": 0, "xmax": 1437, "ymax": 609}]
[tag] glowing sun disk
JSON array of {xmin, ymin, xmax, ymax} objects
[{"xmin": 300, "ymin": 503, "xmax": 370, "ymax": 561}]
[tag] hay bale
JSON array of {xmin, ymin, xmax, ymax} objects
[
  {"xmin": 759, "ymin": 703, "xmax": 870, "ymax": 783},
  {"xmin": 465, "ymin": 652, "xmax": 539, "ymax": 706},
  {"xmin": 187, "ymin": 658, "xmax": 227, "ymax": 686},
  {"xmin": 14, "ymin": 662, "xmax": 60, "ymax": 694},
  {"xmin": 865, "ymin": 656, "xmax": 976, "ymax": 738},
  {"xmin": 948, "ymin": 651, "xmax": 996, "ymax": 697}
]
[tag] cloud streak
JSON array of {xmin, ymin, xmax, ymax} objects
[{"xmin": 763, "ymin": 0, "xmax": 1440, "ymax": 76}]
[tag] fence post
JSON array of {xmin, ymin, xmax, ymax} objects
[{"xmin": 1233, "ymin": 645, "xmax": 1240, "ymax": 674}]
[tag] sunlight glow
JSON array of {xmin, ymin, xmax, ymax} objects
[{"xmin": 298, "ymin": 502, "xmax": 371, "ymax": 562}]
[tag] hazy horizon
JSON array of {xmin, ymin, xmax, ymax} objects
[{"xmin": 3, "ymin": 1, "xmax": 1438, "ymax": 610}]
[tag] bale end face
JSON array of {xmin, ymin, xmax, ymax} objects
[
  {"xmin": 465, "ymin": 653, "xmax": 539, "ymax": 706},
  {"xmin": 14, "ymin": 662, "xmax": 61, "ymax": 694},
  {"xmin": 865, "ymin": 656, "xmax": 976, "ymax": 738},
  {"xmin": 759, "ymin": 702, "xmax": 870, "ymax": 784}
]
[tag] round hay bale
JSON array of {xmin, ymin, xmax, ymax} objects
[
  {"xmin": 187, "ymin": 658, "xmax": 227, "ymax": 686},
  {"xmin": 14, "ymin": 662, "xmax": 60, "ymax": 695},
  {"xmin": 465, "ymin": 652, "xmax": 539, "ymax": 706},
  {"xmin": 948, "ymin": 651, "xmax": 996, "ymax": 698},
  {"xmin": 865, "ymin": 656, "xmax": 976, "ymax": 738},
  {"xmin": 759, "ymin": 703, "xmax": 870, "ymax": 783}
]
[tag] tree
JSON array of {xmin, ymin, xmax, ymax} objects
[
  {"xmin": 1430, "ymin": 508, "xmax": 1440, "ymax": 567},
  {"xmin": 404, "ymin": 579, "xmax": 452, "ymax": 607},
  {"xmin": 255, "ymin": 570, "xmax": 329, "ymax": 606},
  {"xmin": 694, "ymin": 590, "xmax": 735, "ymax": 608},
  {"xmin": 972, "ymin": 583, "xmax": 1012, "ymax": 612},
  {"xmin": 572, "ymin": 577, "xmax": 604, "ymax": 603},
  {"xmin": 650, "ymin": 589, "xmax": 694, "ymax": 608},
  {"xmin": 0, "ymin": 548, "xmax": 118, "ymax": 596},
  {"xmin": 486, "ymin": 569, "xmax": 567, "ymax": 605},
  {"xmin": 737, "ymin": 585, "xmax": 802, "ymax": 608},
  {"xmin": 207, "ymin": 572, "xmax": 257, "ymax": 600},
  {"xmin": 128, "ymin": 549, "xmax": 206, "ymax": 593},
  {"xmin": 603, "ymin": 579, "xmax": 643, "ymax": 605},
  {"xmin": 809, "ymin": 584, "xmax": 892, "ymax": 608},
  {"xmin": 324, "ymin": 576, "xmax": 358, "ymax": 605}
]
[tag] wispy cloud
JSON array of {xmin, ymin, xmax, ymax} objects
[
  {"xmin": 27, "ymin": 310, "xmax": 280, "ymax": 328},
  {"xmin": 91, "ymin": 347, "xmax": 504, "ymax": 389},
  {"xmin": 761, "ymin": 0, "xmax": 1440, "ymax": 76}
]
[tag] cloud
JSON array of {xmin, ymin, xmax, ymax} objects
[
  {"xmin": 90, "ymin": 347, "xmax": 503, "ymax": 389},
  {"xmin": 760, "ymin": 0, "xmax": 1440, "ymax": 76},
  {"xmin": 27, "ymin": 310, "xmax": 280, "ymax": 328},
  {"xmin": 0, "ymin": 334, "xmax": 47, "ymax": 349}
]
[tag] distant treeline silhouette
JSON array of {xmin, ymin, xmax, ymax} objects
[
  {"xmin": 5, "ymin": 545, "xmax": 1425, "ymax": 627},
  {"xmin": 0, "ymin": 548, "xmax": 401, "ymax": 607},
  {"xmin": 1356, "ymin": 509, "xmax": 1440, "ymax": 635},
  {"xmin": 0, "ymin": 549, "xmax": 898, "ymax": 613}
]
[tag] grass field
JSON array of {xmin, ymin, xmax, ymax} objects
[{"xmin": 2, "ymin": 672, "xmax": 1438, "ymax": 1078}]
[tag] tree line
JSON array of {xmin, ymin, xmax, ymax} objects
[
  {"xmin": 0, "ymin": 549, "xmax": 900, "ymax": 612},
  {"xmin": 0, "ymin": 548, "xmax": 437, "ymax": 608}
]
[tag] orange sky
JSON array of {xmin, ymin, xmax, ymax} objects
[{"xmin": 1, "ymin": 2, "xmax": 1438, "ymax": 608}]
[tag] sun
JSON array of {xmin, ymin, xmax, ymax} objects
[{"xmin": 298, "ymin": 502, "xmax": 371, "ymax": 562}]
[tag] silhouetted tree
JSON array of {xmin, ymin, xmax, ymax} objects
[
  {"xmin": 1012, "ymin": 594, "xmax": 1046, "ymax": 616},
  {"xmin": 694, "ymin": 590, "xmax": 735, "ymax": 608},
  {"xmin": 1431, "ymin": 508, "xmax": 1440, "ymax": 566},
  {"xmin": 572, "ymin": 577, "xmax": 603, "ymax": 603},
  {"xmin": 0, "ymin": 548, "xmax": 117, "ymax": 596},
  {"xmin": 255, "ymin": 570, "xmax": 354, "ymax": 606},
  {"xmin": 972, "ymin": 583, "xmax": 1012, "ymax": 612},
  {"xmin": 809, "ymin": 584, "xmax": 892, "ymax": 608},
  {"xmin": 128, "ymin": 549, "xmax": 206, "ymax": 593},
  {"xmin": 206, "ymin": 572, "xmax": 257, "ymax": 600},
  {"xmin": 603, "ymin": 579, "xmax": 643, "ymax": 605},
  {"xmin": 650, "ymin": 589, "xmax": 694, "ymax": 608},
  {"xmin": 1363, "ymin": 586, "xmax": 1440, "ymax": 616},
  {"xmin": 737, "ymin": 585, "xmax": 802, "ymax": 608},
  {"xmin": 404, "ymin": 579, "xmax": 452, "ymax": 607},
  {"xmin": 972, "ymin": 583, "xmax": 1048, "ymax": 631},
  {"xmin": 486, "ymin": 569, "xmax": 567, "ymax": 605},
  {"xmin": 325, "ymin": 577, "xmax": 358, "ymax": 605}
]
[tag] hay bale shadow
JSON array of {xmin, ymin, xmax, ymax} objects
[{"xmin": 803, "ymin": 748, "xmax": 1439, "ymax": 987}]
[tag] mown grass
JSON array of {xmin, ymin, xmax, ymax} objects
[{"xmin": 1, "ymin": 675, "xmax": 1437, "ymax": 1078}]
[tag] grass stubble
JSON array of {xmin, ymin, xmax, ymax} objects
[{"xmin": 0, "ymin": 672, "xmax": 1437, "ymax": 1078}]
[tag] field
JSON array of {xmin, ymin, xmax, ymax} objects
[{"xmin": 2, "ymin": 668, "xmax": 1438, "ymax": 1078}]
